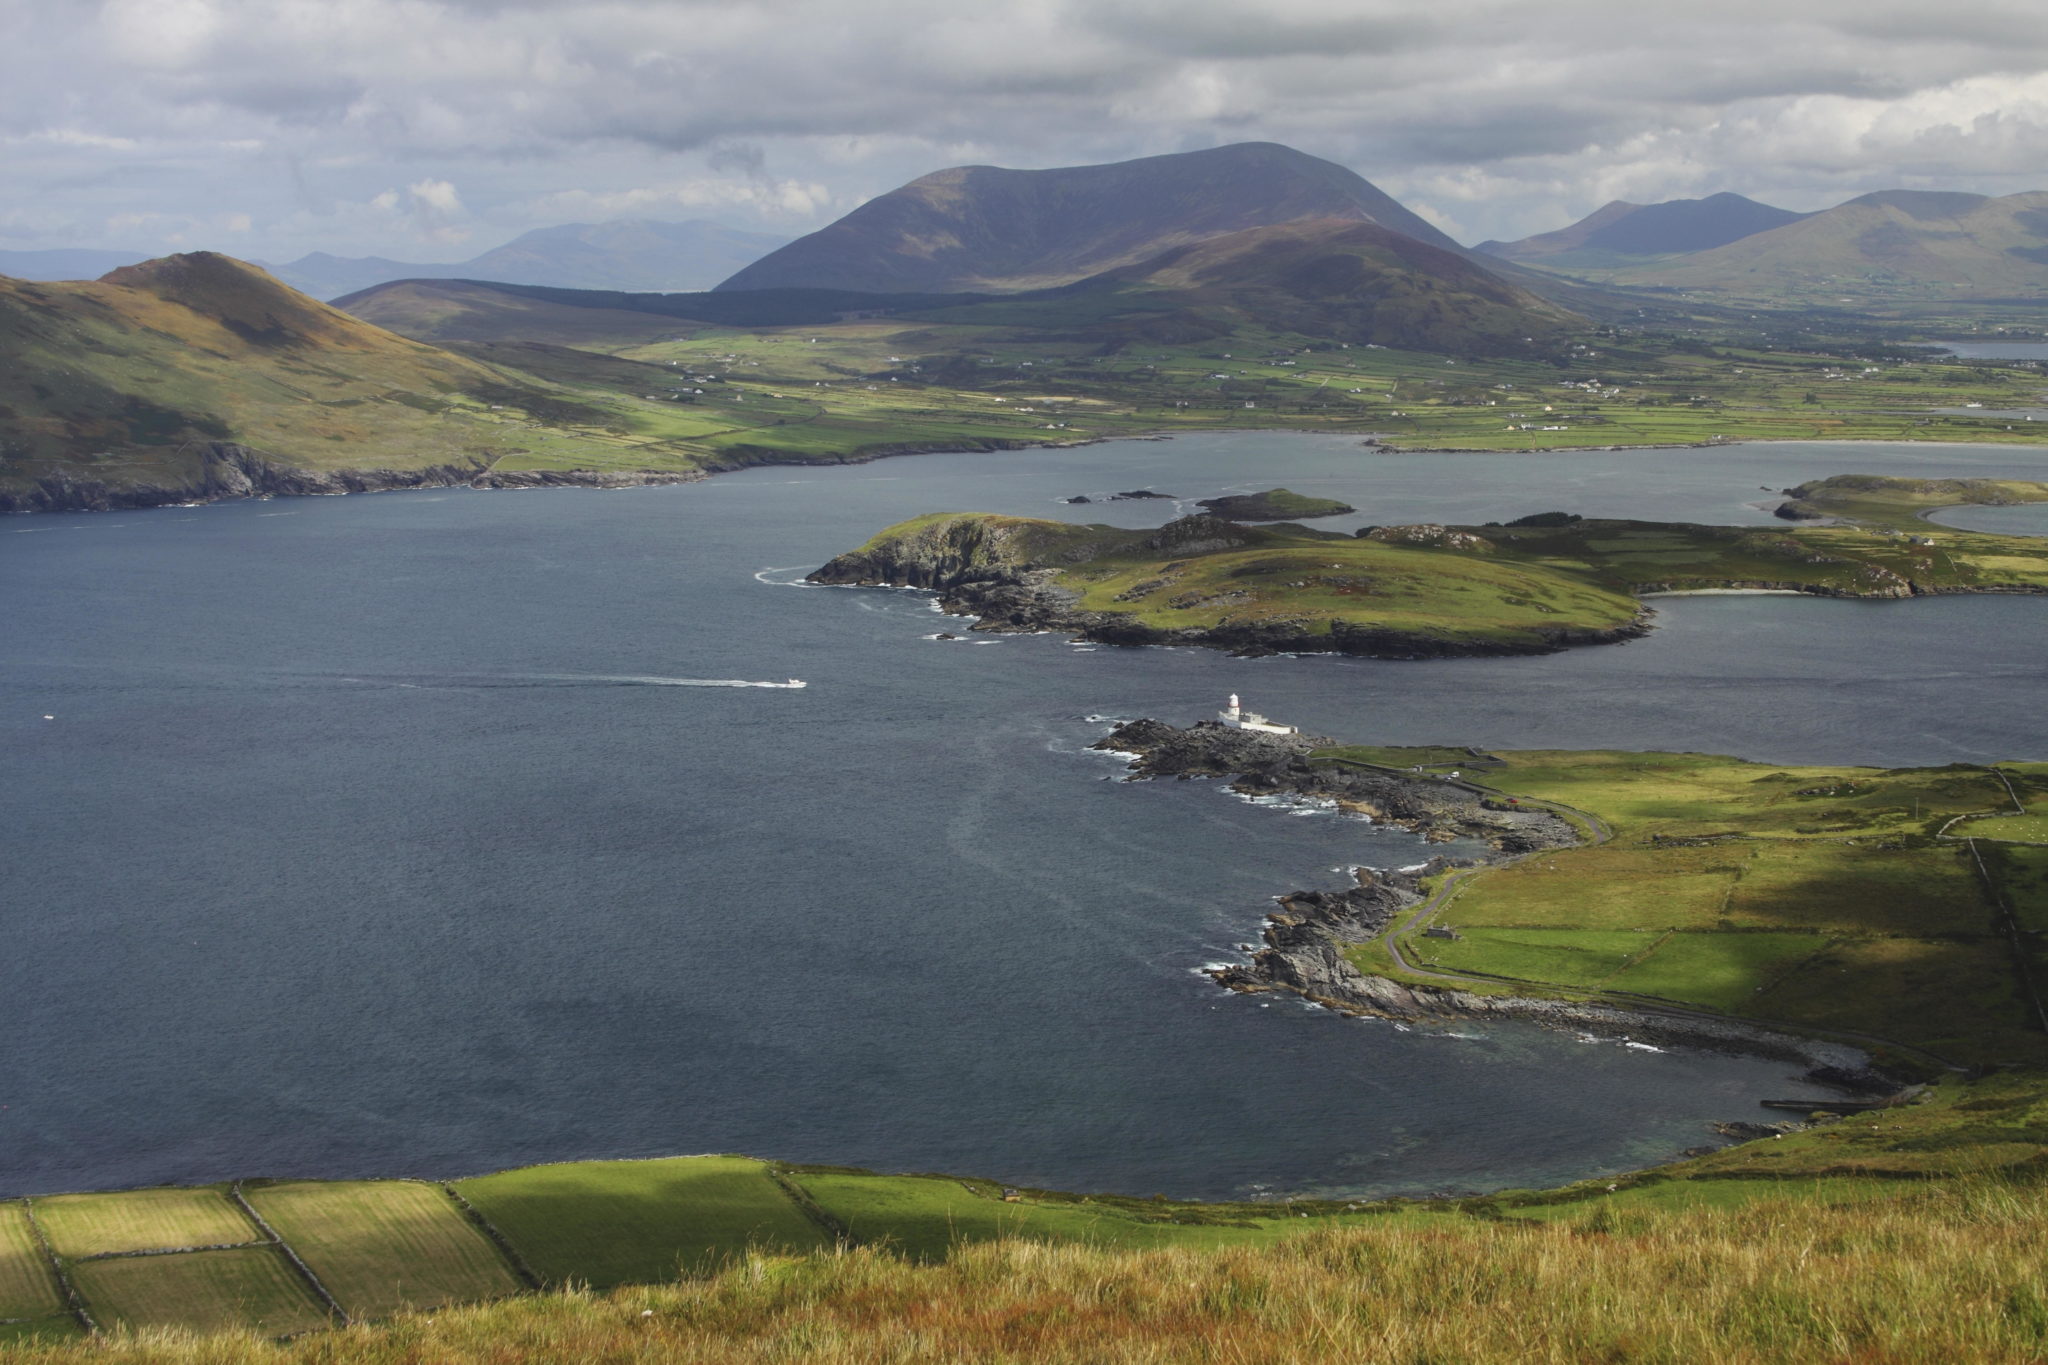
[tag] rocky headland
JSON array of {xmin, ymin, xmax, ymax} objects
[{"xmin": 1099, "ymin": 718, "xmax": 1890, "ymax": 1087}]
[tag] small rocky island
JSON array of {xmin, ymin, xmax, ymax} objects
[{"xmin": 1194, "ymin": 487, "xmax": 1356, "ymax": 520}]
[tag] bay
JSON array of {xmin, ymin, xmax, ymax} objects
[{"xmin": 5, "ymin": 434, "xmax": 2046, "ymax": 1202}]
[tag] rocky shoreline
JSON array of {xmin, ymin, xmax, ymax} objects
[
  {"xmin": 809, "ymin": 513, "xmax": 1655, "ymax": 660},
  {"xmin": 1097, "ymin": 718, "xmax": 1893, "ymax": 1091},
  {"xmin": 0, "ymin": 434, "xmax": 1104, "ymax": 516},
  {"xmin": 0, "ymin": 443, "xmax": 709, "ymax": 515}
]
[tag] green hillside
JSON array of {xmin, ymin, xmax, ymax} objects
[
  {"xmin": 0, "ymin": 253, "xmax": 734, "ymax": 508},
  {"xmin": 1541, "ymin": 189, "xmax": 2048, "ymax": 310}
]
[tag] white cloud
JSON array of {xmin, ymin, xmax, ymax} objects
[{"xmin": 9, "ymin": 0, "xmax": 2048, "ymax": 254}]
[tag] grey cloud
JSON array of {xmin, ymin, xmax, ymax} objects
[{"xmin": 9, "ymin": 0, "xmax": 2048, "ymax": 256}]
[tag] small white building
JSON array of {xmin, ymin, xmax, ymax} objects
[{"xmin": 1218, "ymin": 694, "xmax": 1298, "ymax": 735}]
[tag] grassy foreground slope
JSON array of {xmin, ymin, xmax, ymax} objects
[{"xmin": 4, "ymin": 1172, "xmax": 2047, "ymax": 1362}]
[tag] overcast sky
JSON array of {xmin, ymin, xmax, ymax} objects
[{"xmin": 9, "ymin": 0, "xmax": 2048, "ymax": 262}]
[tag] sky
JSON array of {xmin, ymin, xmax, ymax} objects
[{"xmin": 9, "ymin": 0, "xmax": 2048, "ymax": 263}]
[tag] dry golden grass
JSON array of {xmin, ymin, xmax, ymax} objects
[{"xmin": 5, "ymin": 1180, "xmax": 2044, "ymax": 1364}]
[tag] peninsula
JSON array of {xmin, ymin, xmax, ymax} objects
[{"xmin": 1100, "ymin": 716, "xmax": 2048, "ymax": 1074}]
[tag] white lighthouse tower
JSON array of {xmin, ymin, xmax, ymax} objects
[{"xmin": 1218, "ymin": 693, "xmax": 1298, "ymax": 735}]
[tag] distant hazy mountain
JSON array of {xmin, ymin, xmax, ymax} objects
[
  {"xmin": 264, "ymin": 220, "xmax": 791, "ymax": 299},
  {"xmin": 0, "ymin": 248, "xmax": 153, "ymax": 281},
  {"xmin": 1592, "ymin": 189, "xmax": 2048, "ymax": 304},
  {"xmin": 714, "ymin": 142, "xmax": 1464, "ymax": 295},
  {"xmin": 336, "ymin": 279, "xmax": 700, "ymax": 347},
  {"xmin": 1479, "ymin": 193, "xmax": 1807, "ymax": 265}
]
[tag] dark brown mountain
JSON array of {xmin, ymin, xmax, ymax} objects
[
  {"xmin": 714, "ymin": 142, "xmax": 1464, "ymax": 295},
  {"xmin": 1070, "ymin": 218, "xmax": 1580, "ymax": 356}
]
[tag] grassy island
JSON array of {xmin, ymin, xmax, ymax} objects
[
  {"xmin": 1193, "ymin": 486, "xmax": 1357, "ymax": 520},
  {"xmin": 811, "ymin": 473, "xmax": 2048, "ymax": 658}
]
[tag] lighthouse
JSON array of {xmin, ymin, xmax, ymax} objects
[{"xmin": 1218, "ymin": 693, "xmax": 1298, "ymax": 735}]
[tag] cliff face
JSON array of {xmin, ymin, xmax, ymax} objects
[{"xmin": 809, "ymin": 514, "xmax": 1045, "ymax": 590}]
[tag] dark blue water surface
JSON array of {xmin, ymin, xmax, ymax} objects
[{"xmin": 7, "ymin": 434, "xmax": 2048, "ymax": 1202}]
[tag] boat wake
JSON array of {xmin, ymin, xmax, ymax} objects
[{"xmin": 752, "ymin": 566, "xmax": 818, "ymax": 587}]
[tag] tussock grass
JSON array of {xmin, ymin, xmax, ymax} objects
[{"xmin": 8, "ymin": 1179, "xmax": 2046, "ymax": 1363}]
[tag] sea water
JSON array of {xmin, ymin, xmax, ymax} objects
[{"xmin": 6, "ymin": 434, "xmax": 2048, "ymax": 1201}]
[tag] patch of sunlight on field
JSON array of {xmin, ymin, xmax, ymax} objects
[
  {"xmin": 0, "ymin": 1204, "xmax": 63, "ymax": 1321},
  {"xmin": 1602, "ymin": 931, "xmax": 1826, "ymax": 1010},
  {"xmin": 34, "ymin": 1189, "xmax": 256, "ymax": 1258},
  {"xmin": 1415, "ymin": 928, "xmax": 1651, "ymax": 987},
  {"xmin": 245, "ymin": 1181, "xmax": 522, "ymax": 1320},
  {"xmin": 1444, "ymin": 846, "xmax": 1740, "ymax": 930}
]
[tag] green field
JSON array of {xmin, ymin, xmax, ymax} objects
[
  {"xmin": 0, "ymin": 1204, "xmax": 63, "ymax": 1323},
  {"xmin": 0, "ymin": 1316, "xmax": 84, "ymax": 1346},
  {"xmin": 1333, "ymin": 743, "xmax": 2048, "ymax": 1065},
  {"xmin": 32, "ymin": 1188, "xmax": 256, "ymax": 1259},
  {"xmin": 244, "ymin": 1181, "xmax": 522, "ymax": 1320},
  {"xmin": 454, "ymin": 1157, "xmax": 829, "ymax": 1289},
  {"xmin": 67, "ymin": 1247, "xmax": 331, "ymax": 1337}
]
